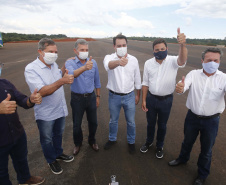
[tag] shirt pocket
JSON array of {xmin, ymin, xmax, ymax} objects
[{"xmin": 209, "ymin": 88, "xmax": 223, "ymax": 101}]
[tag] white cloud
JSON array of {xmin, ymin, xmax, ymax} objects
[{"xmin": 185, "ymin": 17, "xmax": 192, "ymax": 26}]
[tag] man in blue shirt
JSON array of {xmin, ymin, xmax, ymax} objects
[
  {"xmin": 66, "ymin": 39, "xmax": 101, "ymax": 155},
  {"xmin": 0, "ymin": 63, "xmax": 45, "ymax": 185},
  {"xmin": 25, "ymin": 38, "xmax": 75, "ymax": 175}
]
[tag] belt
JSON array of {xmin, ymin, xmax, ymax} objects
[
  {"xmin": 72, "ymin": 91, "xmax": 93, "ymax": 97},
  {"xmin": 189, "ymin": 110, "xmax": 220, "ymax": 119},
  {"xmin": 149, "ymin": 91, "xmax": 173, "ymax": 100},
  {"xmin": 109, "ymin": 90, "xmax": 131, "ymax": 96}
]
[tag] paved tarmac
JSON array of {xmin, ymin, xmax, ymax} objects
[{"xmin": 0, "ymin": 39, "xmax": 226, "ymax": 185}]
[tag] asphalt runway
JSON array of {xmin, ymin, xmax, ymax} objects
[{"xmin": 0, "ymin": 39, "xmax": 226, "ymax": 185}]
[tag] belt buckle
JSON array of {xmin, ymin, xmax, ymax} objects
[{"xmin": 84, "ymin": 93, "xmax": 89, "ymax": 97}]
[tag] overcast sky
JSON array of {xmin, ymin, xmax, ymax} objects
[{"xmin": 0, "ymin": 0, "xmax": 226, "ymax": 39}]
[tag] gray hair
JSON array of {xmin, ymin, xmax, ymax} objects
[
  {"xmin": 74, "ymin": 39, "xmax": 88, "ymax": 50},
  {"xmin": 38, "ymin": 38, "xmax": 56, "ymax": 51},
  {"xmin": 202, "ymin": 47, "xmax": 223, "ymax": 60}
]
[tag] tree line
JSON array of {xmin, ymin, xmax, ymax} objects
[
  {"xmin": 127, "ymin": 36, "xmax": 226, "ymax": 46},
  {"xmin": 1, "ymin": 32, "xmax": 67, "ymax": 42}
]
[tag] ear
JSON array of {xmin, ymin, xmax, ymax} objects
[
  {"xmin": 38, "ymin": 49, "xmax": 43, "ymax": 56},
  {"xmin": 201, "ymin": 59, "xmax": 204, "ymax": 63},
  {"xmin": 73, "ymin": 48, "xmax": 78, "ymax": 55}
]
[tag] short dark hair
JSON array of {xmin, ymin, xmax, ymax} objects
[
  {"xmin": 153, "ymin": 38, "xmax": 167, "ymax": 50},
  {"xmin": 38, "ymin": 38, "xmax": 56, "ymax": 50},
  {"xmin": 201, "ymin": 47, "xmax": 223, "ymax": 60},
  {"xmin": 113, "ymin": 34, "xmax": 128, "ymax": 46}
]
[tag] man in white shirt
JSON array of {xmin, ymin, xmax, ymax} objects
[
  {"xmin": 169, "ymin": 48, "xmax": 226, "ymax": 185},
  {"xmin": 103, "ymin": 34, "xmax": 142, "ymax": 154},
  {"xmin": 140, "ymin": 28, "xmax": 187, "ymax": 158}
]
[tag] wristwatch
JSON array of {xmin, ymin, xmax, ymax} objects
[{"xmin": 96, "ymin": 95, "xmax": 101, "ymax": 98}]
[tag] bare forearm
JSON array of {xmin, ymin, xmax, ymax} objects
[
  {"xmin": 142, "ymin": 86, "xmax": 148, "ymax": 102},
  {"xmin": 108, "ymin": 60, "xmax": 120, "ymax": 70},
  {"xmin": 136, "ymin": 89, "xmax": 141, "ymax": 97},
  {"xmin": 38, "ymin": 79, "xmax": 64, "ymax": 97},
  {"xmin": 178, "ymin": 44, "xmax": 188, "ymax": 66},
  {"xmin": 96, "ymin": 88, "xmax": 100, "ymax": 96},
  {"xmin": 73, "ymin": 66, "xmax": 86, "ymax": 78}
]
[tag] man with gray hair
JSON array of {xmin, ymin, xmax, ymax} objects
[
  {"xmin": 169, "ymin": 48, "xmax": 225, "ymax": 185},
  {"xmin": 65, "ymin": 39, "xmax": 101, "ymax": 155},
  {"xmin": 25, "ymin": 38, "xmax": 74, "ymax": 175}
]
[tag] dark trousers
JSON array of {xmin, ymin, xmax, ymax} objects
[
  {"xmin": 178, "ymin": 110, "xmax": 219, "ymax": 179},
  {"xmin": 146, "ymin": 92, "xmax": 173, "ymax": 148},
  {"xmin": 0, "ymin": 132, "xmax": 31, "ymax": 185},
  {"xmin": 71, "ymin": 91, "xmax": 97, "ymax": 146}
]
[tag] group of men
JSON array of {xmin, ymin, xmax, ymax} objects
[{"xmin": 0, "ymin": 28, "xmax": 225, "ymax": 185}]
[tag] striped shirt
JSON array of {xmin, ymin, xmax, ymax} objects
[
  {"xmin": 24, "ymin": 57, "xmax": 68, "ymax": 121},
  {"xmin": 142, "ymin": 55, "xmax": 185, "ymax": 96}
]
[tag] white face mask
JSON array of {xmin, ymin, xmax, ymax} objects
[
  {"xmin": 116, "ymin": 47, "xmax": 127, "ymax": 57},
  {"xmin": 43, "ymin": 52, "xmax": 58, "ymax": 65},
  {"xmin": 202, "ymin": 61, "xmax": 220, "ymax": 74},
  {"xmin": 78, "ymin": 52, "xmax": 89, "ymax": 60}
]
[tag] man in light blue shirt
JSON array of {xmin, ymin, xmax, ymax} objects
[
  {"xmin": 65, "ymin": 39, "xmax": 101, "ymax": 156},
  {"xmin": 25, "ymin": 38, "xmax": 75, "ymax": 175}
]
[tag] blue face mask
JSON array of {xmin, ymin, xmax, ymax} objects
[
  {"xmin": 202, "ymin": 61, "xmax": 219, "ymax": 74},
  {"xmin": 154, "ymin": 50, "xmax": 168, "ymax": 60}
]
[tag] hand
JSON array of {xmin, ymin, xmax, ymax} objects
[
  {"xmin": 96, "ymin": 97, "xmax": 100, "ymax": 108},
  {"xmin": 30, "ymin": 88, "xmax": 42, "ymax": 104},
  {"xmin": 119, "ymin": 57, "xmax": 128, "ymax": 67},
  {"xmin": 176, "ymin": 76, "xmax": 185, "ymax": 93},
  {"xmin": 0, "ymin": 94, "xmax": 17, "ymax": 114},
  {"xmin": 62, "ymin": 69, "xmax": 74, "ymax": 84},
  {"xmin": 142, "ymin": 101, "xmax": 148, "ymax": 112},
  {"xmin": 135, "ymin": 95, "xmax": 140, "ymax": 105},
  {"xmin": 177, "ymin": 27, "xmax": 186, "ymax": 44},
  {"xmin": 85, "ymin": 56, "xmax": 93, "ymax": 70}
]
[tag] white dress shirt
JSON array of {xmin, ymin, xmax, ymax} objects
[
  {"xmin": 183, "ymin": 69, "xmax": 226, "ymax": 116},
  {"xmin": 103, "ymin": 53, "xmax": 142, "ymax": 93},
  {"xmin": 142, "ymin": 55, "xmax": 185, "ymax": 96}
]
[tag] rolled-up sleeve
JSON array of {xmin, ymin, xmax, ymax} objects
[
  {"xmin": 142, "ymin": 62, "xmax": 149, "ymax": 87},
  {"xmin": 103, "ymin": 55, "xmax": 110, "ymax": 71},
  {"xmin": 94, "ymin": 61, "xmax": 101, "ymax": 88},
  {"xmin": 134, "ymin": 59, "xmax": 142, "ymax": 89}
]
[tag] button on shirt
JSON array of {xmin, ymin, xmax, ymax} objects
[
  {"xmin": 142, "ymin": 55, "xmax": 185, "ymax": 96},
  {"xmin": 103, "ymin": 53, "xmax": 142, "ymax": 93},
  {"xmin": 25, "ymin": 58, "xmax": 68, "ymax": 121},
  {"xmin": 65, "ymin": 56, "xmax": 101, "ymax": 94},
  {"xmin": 0, "ymin": 79, "xmax": 30, "ymax": 147},
  {"xmin": 183, "ymin": 69, "xmax": 226, "ymax": 116}
]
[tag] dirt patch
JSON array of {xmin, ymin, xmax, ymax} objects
[{"xmin": 6, "ymin": 38, "xmax": 96, "ymax": 43}]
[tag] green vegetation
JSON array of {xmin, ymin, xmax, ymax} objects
[
  {"xmin": 1, "ymin": 32, "xmax": 67, "ymax": 43},
  {"xmin": 127, "ymin": 36, "xmax": 226, "ymax": 46}
]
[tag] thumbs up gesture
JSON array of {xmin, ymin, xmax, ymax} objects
[
  {"xmin": 177, "ymin": 27, "xmax": 186, "ymax": 44},
  {"xmin": 29, "ymin": 88, "xmax": 42, "ymax": 105},
  {"xmin": 63, "ymin": 69, "xmax": 74, "ymax": 84},
  {"xmin": 0, "ymin": 94, "xmax": 17, "ymax": 114},
  {"xmin": 85, "ymin": 56, "xmax": 93, "ymax": 70},
  {"xmin": 176, "ymin": 76, "xmax": 185, "ymax": 93}
]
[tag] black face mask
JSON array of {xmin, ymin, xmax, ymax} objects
[{"xmin": 154, "ymin": 50, "xmax": 167, "ymax": 60}]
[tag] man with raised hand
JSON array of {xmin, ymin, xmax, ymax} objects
[
  {"xmin": 169, "ymin": 48, "xmax": 225, "ymax": 185},
  {"xmin": 65, "ymin": 39, "xmax": 101, "ymax": 156},
  {"xmin": 103, "ymin": 34, "xmax": 142, "ymax": 154},
  {"xmin": 25, "ymin": 38, "xmax": 74, "ymax": 175},
  {"xmin": 0, "ymin": 62, "xmax": 45, "ymax": 185},
  {"xmin": 140, "ymin": 28, "xmax": 188, "ymax": 158}
]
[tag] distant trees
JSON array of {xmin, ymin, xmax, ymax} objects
[
  {"xmin": 127, "ymin": 36, "xmax": 226, "ymax": 46},
  {"xmin": 1, "ymin": 32, "xmax": 67, "ymax": 43}
]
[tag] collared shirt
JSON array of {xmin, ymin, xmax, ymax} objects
[
  {"xmin": 65, "ymin": 56, "xmax": 101, "ymax": 94},
  {"xmin": 24, "ymin": 57, "xmax": 68, "ymax": 121},
  {"xmin": 183, "ymin": 69, "xmax": 226, "ymax": 116},
  {"xmin": 0, "ymin": 79, "xmax": 30, "ymax": 147},
  {"xmin": 103, "ymin": 53, "xmax": 142, "ymax": 93},
  {"xmin": 142, "ymin": 55, "xmax": 185, "ymax": 96}
]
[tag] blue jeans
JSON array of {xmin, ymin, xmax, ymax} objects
[
  {"xmin": 70, "ymin": 91, "xmax": 97, "ymax": 146},
  {"xmin": 108, "ymin": 91, "xmax": 136, "ymax": 144},
  {"xmin": 178, "ymin": 110, "xmax": 219, "ymax": 179},
  {"xmin": 36, "ymin": 117, "xmax": 65, "ymax": 163},
  {"xmin": 146, "ymin": 92, "xmax": 173, "ymax": 148},
  {"xmin": 0, "ymin": 132, "xmax": 31, "ymax": 185}
]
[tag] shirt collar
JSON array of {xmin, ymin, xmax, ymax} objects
[
  {"xmin": 201, "ymin": 69, "xmax": 220, "ymax": 76},
  {"xmin": 75, "ymin": 56, "xmax": 87, "ymax": 64},
  {"xmin": 36, "ymin": 57, "xmax": 51, "ymax": 69}
]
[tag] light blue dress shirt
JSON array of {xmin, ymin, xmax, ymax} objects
[
  {"xmin": 65, "ymin": 56, "xmax": 101, "ymax": 94},
  {"xmin": 24, "ymin": 57, "xmax": 68, "ymax": 121}
]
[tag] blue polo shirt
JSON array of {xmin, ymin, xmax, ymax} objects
[
  {"xmin": 25, "ymin": 58, "xmax": 68, "ymax": 121},
  {"xmin": 65, "ymin": 56, "xmax": 101, "ymax": 94}
]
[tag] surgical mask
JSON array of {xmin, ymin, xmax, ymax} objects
[
  {"xmin": 202, "ymin": 61, "xmax": 219, "ymax": 74},
  {"xmin": 78, "ymin": 52, "xmax": 89, "ymax": 60},
  {"xmin": 116, "ymin": 47, "xmax": 127, "ymax": 57},
  {"xmin": 43, "ymin": 52, "xmax": 58, "ymax": 65},
  {"xmin": 154, "ymin": 50, "xmax": 168, "ymax": 60}
]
